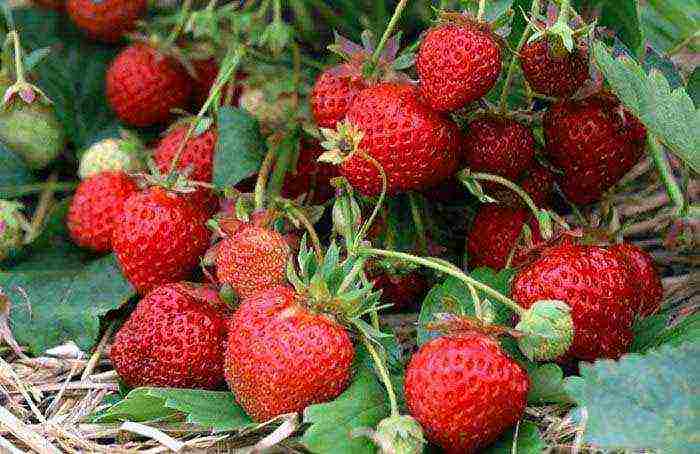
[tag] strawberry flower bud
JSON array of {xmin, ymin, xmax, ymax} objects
[
  {"xmin": 358, "ymin": 415, "xmax": 426, "ymax": 454},
  {"xmin": 0, "ymin": 200, "xmax": 25, "ymax": 262},
  {"xmin": 516, "ymin": 299, "xmax": 574, "ymax": 361},
  {"xmin": 78, "ymin": 132, "xmax": 146, "ymax": 179}
]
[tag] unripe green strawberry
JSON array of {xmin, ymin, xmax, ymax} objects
[
  {"xmin": 0, "ymin": 200, "xmax": 25, "ymax": 262},
  {"xmin": 78, "ymin": 134, "xmax": 145, "ymax": 179},
  {"xmin": 0, "ymin": 98, "xmax": 65, "ymax": 169}
]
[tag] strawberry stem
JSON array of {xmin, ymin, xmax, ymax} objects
[
  {"xmin": 9, "ymin": 31, "xmax": 24, "ymax": 84},
  {"xmin": 476, "ymin": 0, "xmax": 487, "ymax": 22},
  {"xmin": 408, "ymin": 193, "xmax": 428, "ymax": 255},
  {"xmin": 359, "ymin": 334, "xmax": 399, "ymax": 417},
  {"xmin": 369, "ymin": 0, "xmax": 409, "ymax": 69},
  {"xmin": 254, "ymin": 145, "xmax": 277, "ymax": 210},
  {"xmin": 0, "ymin": 181, "xmax": 77, "ymax": 198},
  {"xmin": 358, "ymin": 247, "xmax": 526, "ymax": 316},
  {"xmin": 280, "ymin": 199, "xmax": 324, "ymax": 261},
  {"xmin": 24, "ymin": 173, "xmax": 57, "ymax": 244},
  {"xmin": 356, "ymin": 151, "xmax": 388, "ymax": 246},
  {"xmin": 648, "ymin": 136, "xmax": 685, "ymax": 213},
  {"xmin": 165, "ymin": 0, "xmax": 193, "ymax": 48},
  {"xmin": 498, "ymin": 0, "xmax": 541, "ymax": 115}
]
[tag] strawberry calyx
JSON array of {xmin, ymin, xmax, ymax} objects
[
  {"xmin": 525, "ymin": 0, "xmax": 592, "ymax": 55},
  {"xmin": 318, "ymin": 119, "xmax": 365, "ymax": 165},
  {"xmin": 515, "ymin": 300, "xmax": 574, "ymax": 361},
  {"xmin": 328, "ymin": 31, "xmax": 411, "ymax": 84}
]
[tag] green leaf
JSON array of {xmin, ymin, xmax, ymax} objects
[
  {"xmin": 631, "ymin": 311, "xmax": 700, "ymax": 353},
  {"xmin": 527, "ymin": 363, "xmax": 575, "ymax": 404},
  {"xmin": 0, "ymin": 255, "xmax": 135, "ymax": 354},
  {"xmin": 94, "ymin": 388, "xmax": 254, "ymax": 432},
  {"xmin": 484, "ymin": 421, "xmax": 545, "ymax": 454},
  {"xmin": 213, "ymin": 107, "xmax": 267, "ymax": 188},
  {"xmin": 303, "ymin": 356, "xmax": 391, "ymax": 454},
  {"xmin": 592, "ymin": 42, "xmax": 700, "ymax": 173},
  {"xmin": 417, "ymin": 268, "xmax": 516, "ymax": 346},
  {"xmin": 641, "ymin": 0, "xmax": 700, "ymax": 54},
  {"xmin": 688, "ymin": 66, "xmax": 700, "ymax": 108},
  {"xmin": 564, "ymin": 342, "xmax": 700, "ymax": 453},
  {"xmin": 594, "ymin": 0, "xmax": 645, "ymax": 58},
  {"xmin": 0, "ymin": 144, "xmax": 34, "ymax": 195}
]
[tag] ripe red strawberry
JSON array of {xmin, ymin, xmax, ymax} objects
[
  {"xmin": 467, "ymin": 204, "xmax": 542, "ymax": 270},
  {"xmin": 110, "ymin": 282, "xmax": 228, "ymax": 389},
  {"xmin": 154, "ymin": 123, "xmax": 219, "ymax": 211},
  {"xmin": 494, "ymin": 163, "xmax": 556, "ymax": 208},
  {"xmin": 281, "ymin": 140, "xmax": 339, "ymax": 204},
  {"xmin": 463, "ymin": 116, "xmax": 536, "ymax": 188},
  {"xmin": 609, "ymin": 243, "xmax": 663, "ymax": 317},
  {"xmin": 225, "ymin": 285, "xmax": 354, "ymax": 421},
  {"xmin": 310, "ymin": 63, "xmax": 368, "ymax": 128},
  {"xmin": 512, "ymin": 244, "xmax": 636, "ymax": 361},
  {"xmin": 520, "ymin": 38, "xmax": 589, "ymax": 98},
  {"xmin": 405, "ymin": 333, "xmax": 529, "ymax": 454},
  {"xmin": 371, "ymin": 269, "xmax": 429, "ymax": 312},
  {"xmin": 191, "ymin": 58, "xmax": 245, "ymax": 109},
  {"xmin": 67, "ymin": 0, "xmax": 147, "ymax": 43},
  {"xmin": 543, "ymin": 94, "xmax": 646, "ymax": 205},
  {"xmin": 106, "ymin": 44, "xmax": 193, "ymax": 127},
  {"xmin": 67, "ymin": 171, "xmax": 139, "ymax": 253},
  {"xmin": 215, "ymin": 226, "xmax": 290, "ymax": 300},
  {"xmin": 341, "ymin": 83, "xmax": 462, "ymax": 196},
  {"xmin": 112, "ymin": 186, "xmax": 210, "ymax": 294},
  {"xmin": 416, "ymin": 22, "xmax": 502, "ymax": 112}
]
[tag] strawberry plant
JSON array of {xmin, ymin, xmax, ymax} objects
[{"xmin": 0, "ymin": 0, "xmax": 697, "ymax": 453}]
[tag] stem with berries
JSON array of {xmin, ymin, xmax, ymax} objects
[{"xmin": 357, "ymin": 247, "xmax": 526, "ymax": 317}]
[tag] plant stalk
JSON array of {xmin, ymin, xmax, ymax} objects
[
  {"xmin": 356, "ymin": 152, "xmax": 388, "ymax": 245},
  {"xmin": 359, "ymin": 247, "xmax": 525, "ymax": 316},
  {"xmin": 370, "ymin": 0, "xmax": 409, "ymax": 68},
  {"xmin": 476, "ymin": 0, "xmax": 487, "ymax": 22},
  {"xmin": 408, "ymin": 192, "xmax": 428, "ymax": 255},
  {"xmin": 648, "ymin": 136, "xmax": 685, "ymax": 213},
  {"xmin": 360, "ymin": 334, "xmax": 399, "ymax": 417}
]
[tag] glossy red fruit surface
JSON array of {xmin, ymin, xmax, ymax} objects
[
  {"xmin": 543, "ymin": 94, "xmax": 646, "ymax": 205},
  {"xmin": 106, "ymin": 44, "xmax": 193, "ymax": 127},
  {"xmin": 310, "ymin": 63, "xmax": 368, "ymax": 128},
  {"xmin": 405, "ymin": 333, "xmax": 529, "ymax": 454},
  {"xmin": 225, "ymin": 286, "xmax": 354, "ymax": 421},
  {"xmin": 343, "ymin": 83, "xmax": 462, "ymax": 196},
  {"xmin": 512, "ymin": 244, "xmax": 636, "ymax": 361},
  {"xmin": 215, "ymin": 226, "xmax": 290, "ymax": 300},
  {"xmin": 67, "ymin": 171, "xmax": 139, "ymax": 253},
  {"xmin": 67, "ymin": 0, "xmax": 147, "ymax": 43},
  {"xmin": 467, "ymin": 204, "xmax": 541, "ymax": 270},
  {"xmin": 416, "ymin": 23, "xmax": 502, "ymax": 112},
  {"xmin": 609, "ymin": 243, "xmax": 663, "ymax": 317},
  {"xmin": 110, "ymin": 282, "xmax": 228, "ymax": 389},
  {"xmin": 463, "ymin": 116, "xmax": 536, "ymax": 186},
  {"xmin": 520, "ymin": 38, "xmax": 589, "ymax": 98},
  {"xmin": 112, "ymin": 186, "xmax": 210, "ymax": 294}
]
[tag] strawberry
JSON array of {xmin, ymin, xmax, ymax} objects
[
  {"xmin": 153, "ymin": 122, "xmax": 219, "ymax": 211},
  {"xmin": 106, "ymin": 44, "xmax": 193, "ymax": 127},
  {"xmin": 463, "ymin": 116, "xmax": 536, "ymax": 188},
  {"xmin": 0, "ymin": 94, "xmax": 65, "ymax": 170},
  {"xmin": 78, "ymin": 133, "xmax": 145, "ymax": 179},
  {"xmin": 405, "ymin": 333, "xmax": 529, "ymax": 453},
  {"xmin": 215, "ymin": 225, "xmax": 291, "ymax": 300},
  {"xmin": 67, "ymin": 0, "xmax": 147, "ymax": 43},
  {"xmin": 416, "ymin": 21, "xmax": 502, "ymax": 112},
  {"xmin": 281, "ymin": 140, "xmax": 339, "ymax": 204},
  {"xmin": 337, "ymin": 83, "xmax": 462, "ymax": 196},
  {"xmin": 494, "ymin": 163, "xmax": 556, "ymax": 208},
  {"xmin": 371, "ymin": 269, "xmax": 429, "ymax": 312},
  {"xmin": 310, "ymin": 63, "xmax": 367, "ymax": 128},
  {"xmin": 467, "ymin": 204, "xmax": 541, "ymax": 270},
  {"xmin": 191, "ymin": 58, "xmax": 245, "ymax": 109},
  {"xmin": 0, "ymin": 201, "xmax": 25, "ymax": 262},
  {"xmin": 609, "ymin": 243, "xmax": 663, "ymax": 317},
  {"xmin": 224, "ymin": 285, "xmax": 354, "ymax": 421},
  {"xmin": 511, "ymin": 244, "xmax": 636, "ymax": 361},
  {"xmin": 67, "ymin": 171, "xmax": 139, "ymax": 253},
  {"xmin": 110, "ymin": 282, "xmax": 228, "ymax": 389},
  {"xmin": 112, "ymin": 186, "xmax": 211, "ymax": 294},
  {"xmin": 543, "ymin": 94, "xmax": 646, "ymax": 205},
  {"xmin": 520, "ymin": 38, "xmax": 589, "ymax": 98}
]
